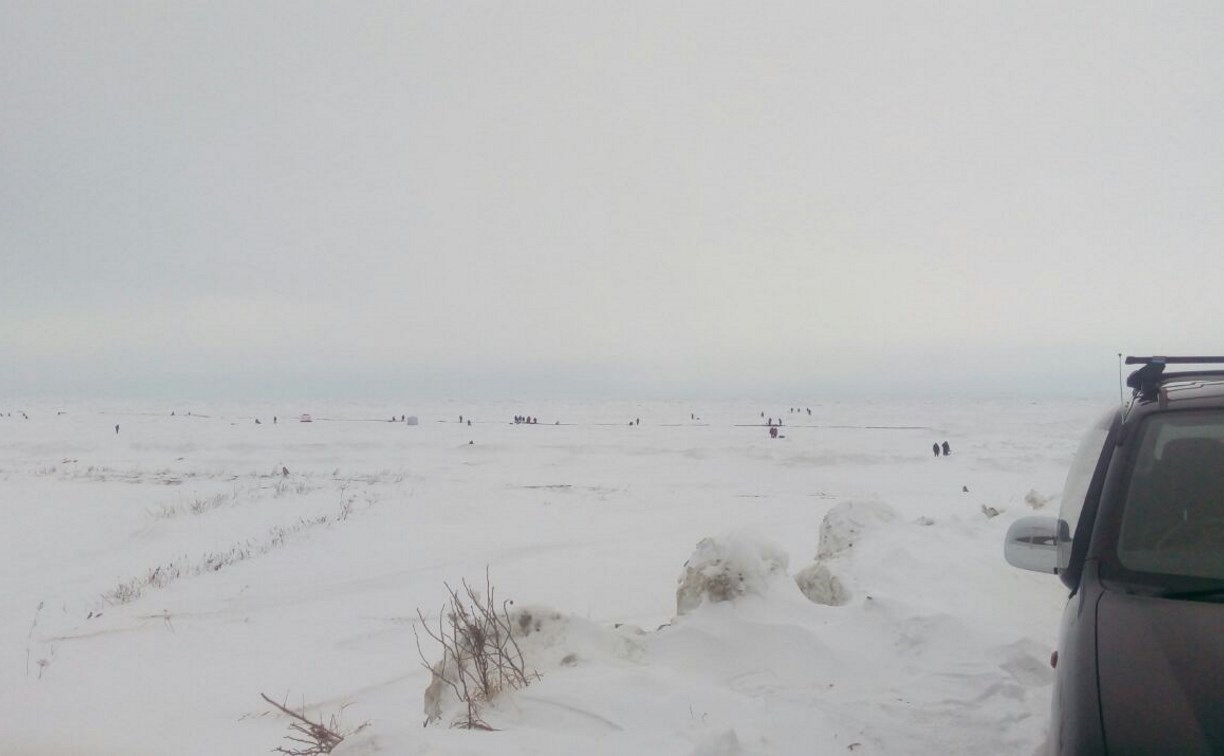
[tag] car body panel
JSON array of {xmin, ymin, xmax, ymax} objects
[
  {"xmin": 1096, "ymin": 591, "xmax": 1224, "ymax": 753},
  {"xmin": 1048, "ymin": 570, "xmax": 1106, "ymax": 756}
]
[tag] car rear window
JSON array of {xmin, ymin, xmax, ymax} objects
[{"xmin": 1118, "ymin": 410, "xmax": 1224, "ymax": 581}]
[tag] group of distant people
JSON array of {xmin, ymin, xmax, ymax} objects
[{"xmin": 13, "ymin": 409, "xmax": 963, "ymax": 472}]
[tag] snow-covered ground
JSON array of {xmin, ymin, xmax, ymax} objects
[{"xmin": 0, "ymin": 398, "xmax": 1100, "ymax": 755}]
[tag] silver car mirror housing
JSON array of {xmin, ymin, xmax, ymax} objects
[{"xmin": 1005, "ymin": 516, "xmax": 1060, "ymax": 574}]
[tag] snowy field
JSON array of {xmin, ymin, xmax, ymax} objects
[{"xmin": 0, "ymin": 398, "xmax": 1103, "ymax": 755}]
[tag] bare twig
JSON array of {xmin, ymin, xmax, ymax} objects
[{"xmin": 259, "ymin": 693, "xmax": 363, "ymax": 755}]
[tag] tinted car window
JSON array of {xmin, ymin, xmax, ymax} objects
[
  {"xmin": 1057, "ymin": 409, "xmax": 1116, "ymax": 572},
  {"xmin": 1118, "ymin": 410, "xmax": 1224, "ymax": 581}
]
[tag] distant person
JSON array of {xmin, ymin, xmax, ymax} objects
[
  {"xmin": 282, "ymin": 466, "xmax": 290, "ymax": 477},
  {"xmin": 115, "ymin": 424, "xmax": 119, "ymax": 434},
  {"xmin": 273, "ymin": 416, "xmax": 277, "ymax": 424},
  {"xmin": 769, "ymin": 426, "xmax": 778, "ymax": 439},
  {"xmin": 942, "ymin": 441, "xmax": 951, "ymax": 456},
  {"xmin": 932, "ymin": 443, "xmax": 940, "ymax": 457},
  {"xmin": 806, "ymin": 408, "xmax": 811, "ymax": 416},
  {"xmin": 467, "ymin": 420, "xmax": 472, "ymax": 426},
  {"xmin": 459, "ymin": 415, "xmax": 463, "ymax": 423}
]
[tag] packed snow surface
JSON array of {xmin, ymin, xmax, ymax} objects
[{"xmin": 0, "ymin": 398, "xmax": 1097, "ymax": 754}]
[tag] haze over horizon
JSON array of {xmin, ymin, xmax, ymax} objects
[{"xmin": 4, "ymin": 3, "xmax": 1222, "ymax": 402}]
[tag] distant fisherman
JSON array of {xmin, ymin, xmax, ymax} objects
[{"xmin": 932, "ymin": 443, "xmax": 940, "ymax": 457}]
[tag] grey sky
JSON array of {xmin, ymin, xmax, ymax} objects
[{"xmin": 3, "ymin": 2, "xmax": 1222, "ymax": 401}]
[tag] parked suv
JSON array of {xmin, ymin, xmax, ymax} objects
[{"xmin": 1005, "ymin": 356, "xmax": 1224, "ymax": 755}]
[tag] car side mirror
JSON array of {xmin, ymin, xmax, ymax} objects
[{"xmin": 1004, "ymin": 516, "xmax": 1060, "ymax": 574}]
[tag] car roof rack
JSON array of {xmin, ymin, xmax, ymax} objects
[{"xmin": 1125, "ymin": 356, "xmax": 1224, "ymax": 399}]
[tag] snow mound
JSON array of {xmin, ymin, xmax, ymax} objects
[
  {"xmin": 423, "ymin": 604, "xmax": 644, "ymax": 726},
  {"xmin": 1024, "ymin": 488, "xmax": 1053, "ymax": 509},
  {"xmin": 676, "ymin": 533, "xmax": 790, "ymax": 615},
  {"xmin": 793, "ymin": 499, "xmax": 901, "ymax": 606},
  {"xmin": 793, "ymin": 561, "xmax": 849, "ymax": 606},
  {"xmin": 817, "ymin": 500, "xmax": 897, "ymax": 558},
  {"xmin": 509, "ymin": 605, "xmax": 645, "ymax": 670}
]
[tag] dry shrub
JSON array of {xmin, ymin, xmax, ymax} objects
[{"xmin": 415, "ymin": 571, "xmax": 538, "ymax": 729}]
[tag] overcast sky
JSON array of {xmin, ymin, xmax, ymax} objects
[{"xmin": 3, "ymin": 2, "xmax": 1222, "ymax": 401}]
